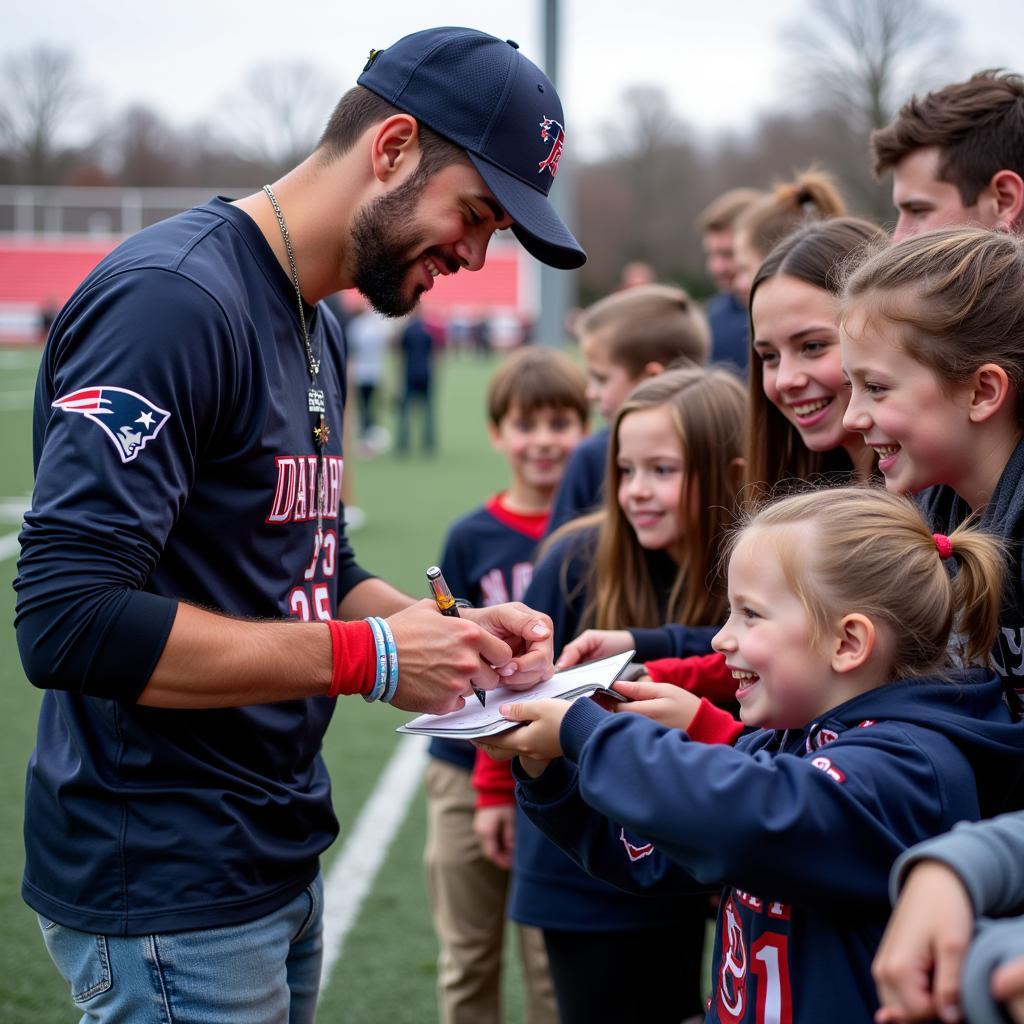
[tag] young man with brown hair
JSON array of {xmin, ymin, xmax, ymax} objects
[{"xmin": 871, "ymin": 69, "xmax": 1024, "ymax": 241}]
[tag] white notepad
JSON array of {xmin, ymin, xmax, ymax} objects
[{"xmin": 396, "ymin": 650, "xmax": 636, "ymax": 739}]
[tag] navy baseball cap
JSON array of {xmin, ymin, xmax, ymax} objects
[{"xmin": 357, "ymin": 26, "xmax": 586, "ymax": 270}]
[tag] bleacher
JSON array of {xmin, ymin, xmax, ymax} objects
[{"xmin": 0, "ymin": 185, "xmax": 527, "ymax": 343}]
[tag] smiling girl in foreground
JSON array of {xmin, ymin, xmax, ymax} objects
[
  {"xmin": 841, "ymin": 228, "xmax": 1024, "ymax": 699},
  {"xmin": 480, "ymin": 487, "xmax": 1024, "ymax": 1024}
]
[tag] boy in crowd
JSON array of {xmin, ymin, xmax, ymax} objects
[
  {"xmin": 424, "ymin": 347, "xmax": 588, "ymax": 1024},
  {"xmin": 547, "ymin": 283, "xmax": 710, "ymax": 534},
  {"xmin": 696, "ymin": 187, "xmax": 763, "ymax": 368},
  {"xmin": 871, "ymin": 69, "xmax": 1024, "ymax": 241}
]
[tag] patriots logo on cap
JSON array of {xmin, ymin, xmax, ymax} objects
[
  {"xmin": 538, "ymin": 117, "xmax": 565, "ymax": 178},
  {"xmin": 52, "ymin": 386, "xmax": 171, "ymax": 464}
]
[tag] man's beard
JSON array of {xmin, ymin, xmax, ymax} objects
[{"xmin": 350, "ymin": 175, "xmax": 433, "ymax": 318}]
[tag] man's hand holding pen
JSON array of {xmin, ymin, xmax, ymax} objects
[
  {"xmin": 383, "ymin": 600, "xmax": 554, "ymax": 716},
  {"xmin": 459, "ymin": 603, "xmax": 555, "ymax": 689},
  {"xmin": 426, "ymin": 566, "xmax": 487, "ymax": 706}
]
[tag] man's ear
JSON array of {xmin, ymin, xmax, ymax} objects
[
  {"xmin": 967, "ymin": 363, "xmax": 1012, "ymax": 424},
  {"xmin": 369, "ymin": 114, "xmax": 420, "ymax": 183},
  {"xmin": 642, "ymin": 361, "xmax": 665, "ymax": 378},
  {"xmin": 990, "ymin": 169, "xmax": 1024, "ymax": 231},
  {"xmin": 831, "ymin": 613, "xmax": 875, "ymax": 674}
]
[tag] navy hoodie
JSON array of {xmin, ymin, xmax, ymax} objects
[{"xmin": 516, "ymin": 671, "xmax": 1024, "ymax": 1022}]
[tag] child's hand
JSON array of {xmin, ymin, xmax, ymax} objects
[
  {"xmin": 556, "ymin": 629, "xmax": 634, "ymax": 669},
  {"xmin": 473, "ymin": 804, "xmax": 516, "ymax": 869},
  {"xmin": 612, "ymin": 679, "xmax": 703, "ymax": 732},
  {"xmin": 992, "ymin": 956, "xmax": 1024, "ymax": 1022},
  {"xmin": 872, "ymin": 860, "xmax": 975, "ymax": 1023},
  {"xmin": 477, "ymin": 697, "xmax": 572, "ymax": 765}
]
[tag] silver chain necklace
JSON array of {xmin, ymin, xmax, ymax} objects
[{"xmin": 263, "ymin": 183, "xmax": 329, "ymax": 536}]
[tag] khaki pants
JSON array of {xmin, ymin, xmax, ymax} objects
[{"xmin": 424, "ymin": 758, "xmax": 559, "ymax": 1024}]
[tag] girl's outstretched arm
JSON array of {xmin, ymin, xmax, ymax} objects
[{"xmin": 517, "ymin": 696, "xmax": 987, "ymax": 910}]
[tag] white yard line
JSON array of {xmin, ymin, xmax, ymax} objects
[
  {"xmin": 0, "ymin": 528, "xmax": 21, "ymax": 562},
  {"xmin": 318, "ymin": 733, "xmax": 429, "ymax": 995}
]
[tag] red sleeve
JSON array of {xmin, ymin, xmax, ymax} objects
[
  {"xmin": 644, "ymin": 651, "xmax": 737, "ymax": 705},
  {"xmin": 686, "ymin": 697, "xmax": 743, "ymax": 746},
  {"xmin": 472, "ymin": 746, "xmax": 516, "ymax": 807}
]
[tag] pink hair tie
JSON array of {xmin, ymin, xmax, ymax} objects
[{"xmin": 933, "ymin": 533, "xmax": 954, "ymax": 559}]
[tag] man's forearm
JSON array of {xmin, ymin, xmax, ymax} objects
[
  {"xmin": 337, "ymin": 576, "xmax": 415, "ymax": 619},
  {"xmin": 139, "ymin": 603, "xmax": 334, "ymax": 708}
]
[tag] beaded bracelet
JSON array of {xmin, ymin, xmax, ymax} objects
[
  {"xmin": 363, "ymin": 616, "xmax": 388, "ymax": 703},
  {"xmin": 376, "ymin": 616, "xmax": 400, "ymax": 703}
]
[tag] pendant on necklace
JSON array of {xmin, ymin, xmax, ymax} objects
[
  {"xmin": 314, "ymin": 414, "xmax": 330, "ymax": 449},
  {"xmin": 308, "ymin": 387, "xmax": 325, "ymax": 414}
]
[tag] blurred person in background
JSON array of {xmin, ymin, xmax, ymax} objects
[
  {"xmin": 695, "ymin": 188, "xmax": 763, "ymax": 372},
  {"xmin": 617, "ymin": 259, "xmax": 656, "ymax": 290},
  {"xmin": 730, "ymin": 170, "xmax": 846, "ymax": 305},
  {"xmin": 346, "ymin": 306, "xmax": 393, "ymax": 456},
  {"xmin": 397, "ymin": 309, "xmax": 438, "ymax": 455}
]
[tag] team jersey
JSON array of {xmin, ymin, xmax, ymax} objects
[
  {"xmin": 428, "ymin": 494, "xmax": 548, "ymax": 770},
  {"xmin": 14, "ymin": 197, "xmax": 372, "ymax": 934},
  {"xmin": 516, "ymin": 672, "xmax": 1024, "ymax": 1022}
]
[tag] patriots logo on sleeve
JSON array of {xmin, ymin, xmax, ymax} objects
[{"xmin": 52, "ymin": 386, "xmax": 171, "ymax": 464}]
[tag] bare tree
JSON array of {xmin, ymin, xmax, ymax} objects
[
  {"xmin": 99, "ymin": 104, "xmax": 185, "ymax": 186},
  {"xmin": 783, "ymin": 0, "xmax": 959, "ymax": 216},
  {"xmin": 785, "ymin": 0, "xmax": 956, "ymax": 132},
  {"xmin": 0, "ymin": 46, "xmax": 92, "ymax": 184},
  {"xmin": 583, "ymin": 85, "xmax": 702, "ymax": 281},
  {"xmin": 212, "ymin": 61, "xmax": 341, "ymax": 173},
  {"xmin": 598, "ymin": 84, "xmax": 687, "ymax": 160}
]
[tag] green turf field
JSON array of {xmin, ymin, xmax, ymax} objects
[{"xmin": 0, "ymin": 347, "xmax": 533, "ymax": 1023}]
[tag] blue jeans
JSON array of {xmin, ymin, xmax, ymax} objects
[{"xmin": 36, "ymin": 873, "xmax": 324, "ymax": 1023}]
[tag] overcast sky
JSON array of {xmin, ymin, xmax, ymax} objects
[{"xmin": 6, "ymin": 0, "xmax": 1024, "ymax": 159}]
